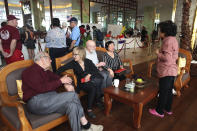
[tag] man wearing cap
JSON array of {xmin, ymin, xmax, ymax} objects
[
  {"xmin": 0, "ymin": 15, "xmax": 24, "ymax": 64},
  {"xmin": 68, "ymin": 17, "xmax": 80, "ymax": 51}
]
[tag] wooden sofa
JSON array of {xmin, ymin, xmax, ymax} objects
[
  {"xmin": 147, "ymin": 48, "xmax": 192, "ymax": 96},
  {"xmin": 56, "ymin": 47, "xmax": 134, "ymax": 97},
  {"xmin": 0, "ymin": 60, "xmax": 68, "ymax": 131}
]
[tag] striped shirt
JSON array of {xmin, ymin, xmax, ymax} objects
[{"xmin": 103, "ymin": 52, "xmax": 122, "ymax": 71}]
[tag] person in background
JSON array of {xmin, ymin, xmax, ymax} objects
[
  {"xmin": 86, "ymin": 24, "xmax": 91, "ymax": 33},
  {"xmin": 106, "ymin": 31, "xmax": 112, "ymax": 37},
  {"xmin": 69, "ymin": 17, "xmax": 80, "ymax": 51},
  {"xmin": 62, "ymin": 22, "xmax": 68, "ymax": 34},
  {"xmin": 125, "ymin": 31, "xmax": 132, "ymax": 38},
  {"xmin": 57, "ymin": 47, "xmax": 104, "ymax": 119},
  {"xmin": 79, "ymin": 25, "xmax": 86, "ymax": 46},
  {"xmin": 66, "ymin": 26, "xmax": 72, "ymax": 37},
  {"xmin": 80, "ymin": 25, "xmax": 86, "ymax": 36},
  {"xmin": 24, "ymin": 25, "xmax": 36, "ymax": 59},
  {"xmin": 86, "ymin": 40, "xmax": 112, "ymax": 88},
  {"xmin": 0, "ymin": 21, "xmax": 7, "ymax": 28},
  {"xmin": 102, "ymin": 41, "xmax": 124, "ymax": 79},
  {"xmin": 82, "ymin": 25, "xmax": 92, "ymax": 47},
  {"xmin": 141, "ymin": 26, "xmax": 148, "ymax": 46},
  {"xmin": 133, "ymin": 28, "xmax": 139, "ymax": 36},
  {"xmin": 92, "ymin": 26, "xmax": 104, "ymax": 48},
  {"xmin": 105, "ymin": 31, "xmax": 112, "ymax": 40},
  {"xmin": 149, "ymin": 20, "xmax": 179, "ymax": 118},
  {"xmin": 0, "ymin": 15, "xmax": 24, "ymax": 64},
  {"xmin": 45, "ymin": 18, "xmax": 67, "ymax": 72},
  {"xmin": 128, "ymin": 27, "xmax": 134, "ymax": 36},
  {"xmin": 151, "ymin": 29, "xmax": 158, "ymax": 45},
  {"xmin": 19, "ymin": 26, "xmax": 26, "ymax": 45},
  {"xmin": 22, "ymin": 51, "xmax": 103, "ymax": 131}
]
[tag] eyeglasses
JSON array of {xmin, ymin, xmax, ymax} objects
[
  {"xmin": 43, "ymin": 56, "xmax": 50, "ymax": 58},
  {"xmin": 43, "ymin": 56, "xmax": 51, "ymax": 60},
  {"xmin": 73, "ymin": 53, "xmax": 79, "ymax": 57}
]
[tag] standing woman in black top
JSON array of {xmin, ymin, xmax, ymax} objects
[
  {"xmin": 24, "ymin": 25, "xmax": 36, "ymax": 59},
  {"xmin": 103, "ymin": 41, "xmax": 124, "ymax": 79},
  {"xmin": 56, "ymin": 47, "xmax": 103, "ymax": 119}
]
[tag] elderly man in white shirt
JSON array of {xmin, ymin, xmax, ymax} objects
[{"xmin": 85, "ymin": 40, "xmax": 112, "ymax": 89}]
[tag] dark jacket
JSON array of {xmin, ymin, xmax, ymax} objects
[{"xmin": 56, "ymin": 58, "xmax": 103, "ymax": 93}]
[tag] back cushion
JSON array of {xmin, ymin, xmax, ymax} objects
[
  {"xmin": 178, "ymin": 53, "xmax": 187, "ymax": 59},
  {"xmin": 61, "ymin": 57, "xmax": 74, "ymax": 66},
  {"xmin": 96, "ymin": 50, "xmax": 104, "ymax": 62},
  {"xmin": 6, "ymin": 68, "xmax": 27, "ymax": 96},
  {"xmin": 177, "ymin": 53, "xmax": 187, "ymax": 75}
]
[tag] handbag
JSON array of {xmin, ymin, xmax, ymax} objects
[{"xmin": 114, "ymin": 68, "xmax": 126, "ymax": 76}]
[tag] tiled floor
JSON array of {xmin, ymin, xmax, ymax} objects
[{"xmin": 118, "ymin": 46, "xmax": 157, "ymax": 65}]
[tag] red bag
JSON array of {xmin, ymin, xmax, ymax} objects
[
  {"xmin": 114, "ymin": 68, "xmax": 126, "ymax": 73},
  {"xmin": 114, "ymin": 68, "xmax": 127, "ymax": 77},
  {"xmin": 81, "ymin": 77, "xmax": 90, "ymax": 83}
]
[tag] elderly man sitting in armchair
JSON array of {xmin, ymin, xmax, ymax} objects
[
  {"xmin": 22, "ymin": 51, "xmax": 103, "ymax": 131},
  {"xmin": 85, "ymin": 40, "xmax": 113, "ymax": 89}
]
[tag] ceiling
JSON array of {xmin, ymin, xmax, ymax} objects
[{"xmin": 5, "ymin": 0, "xmax": 174, "ymax": 16}]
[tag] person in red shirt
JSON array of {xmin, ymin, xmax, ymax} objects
[
  {"xmin": 80, "ymin": 25, "xmax": 86, "ymax": 36},
  {"xmin": 0, "ymin": 15, "xmax": 24, "ymax": 64}
]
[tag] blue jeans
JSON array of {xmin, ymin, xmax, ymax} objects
[
  {"xmin": 96, "ymin": 41, "xmax": 104, "ymax": 48},
  {"xmin": 27, "ymin": 91, "xmax": 84, "ymax": 131}
]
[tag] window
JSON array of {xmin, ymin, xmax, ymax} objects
[
  {"xmin": 0, "ymin": 0, "xmax": 7, "ymax": 26},
  {"xmin": 8, "ymin": 0, "xmax": 23, "ymax": 27}
]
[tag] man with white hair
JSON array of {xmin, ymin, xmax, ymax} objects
[
  {"xmin": 22, "ymin": 51, "xmax": 103, "ymax": 131},
  {"xmin": 0, "ymin": 15, "xmax": 24, "ymax": 64},
  {"xmin": 85, "ymin": 40, "xmax": 112, "ymax": 89}
]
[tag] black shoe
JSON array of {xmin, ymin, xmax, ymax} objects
[{"xmin": 87, "ymin": 111, "xmax": 96, "ymax": 119}]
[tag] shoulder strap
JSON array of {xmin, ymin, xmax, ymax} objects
[{"xmin": 66, "ymin": 28, "xmax": 68, "ymax": 35}]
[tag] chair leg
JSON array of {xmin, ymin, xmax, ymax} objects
[
  {"xmin": 126, "ymin": 73, "xmax": 132, "ymax": 79},
  {"xmin": 185, "ymin": 85, "xmax": 189, "ymax": 88},
  {"xmin": 176, "ymin": 91, "xmax": 181, "ymax": 97}
]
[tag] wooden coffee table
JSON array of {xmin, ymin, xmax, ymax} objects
[{"xmin": 104, "ymin": 79, "xmax": 158, "ymax": 128}]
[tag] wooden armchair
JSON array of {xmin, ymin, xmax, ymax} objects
[
  {"xmin": 0, "ymin": 60, "xmax": 68, "ymax": 131},
  {"xmin": 56, "ymin": 47, "xmax": 134, "ymax": 95},
  {"xmin": 147, "ymin": 48, "xmax": 192, "ymax": 97}
]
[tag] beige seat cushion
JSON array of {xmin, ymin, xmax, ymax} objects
[
  {"xmin": 1, "ymin": 106, "xmax": 64, "ymax": 130},
  {"xmin": 16, "ymin": 80, "xmax": 23, "ymax": 99},
  {"xmin": 178, "ymin": 57, "xmax": 186, "ymax": 75}
]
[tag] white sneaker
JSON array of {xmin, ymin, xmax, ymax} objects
[
  {"xmin": 172, "ymin": 89, "xmax": 177, "ymax": 95},
  {"xmin": 82, "ymin": 124, "xmax": 103, "ymax": 131}
]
